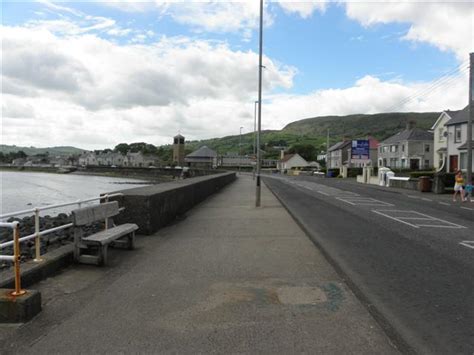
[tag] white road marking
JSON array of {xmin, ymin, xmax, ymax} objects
[
  {"xmin": 460, "ymin": 241, "xmax": 474, "ymax": 249},
  {"xmin": 406, "ymin": 195, "xmax": 418, "ymax": 199},
  {"xmin": 317, "ymin": 191, "xmax": 329, "ymax": 196},
  {"xmin": 461, "ymin": 207, "xmax": 474, "ymax": 211},
  {"xmin": 337, "ymin": 197, "xmax": 393, "ymax": 207},
  {"xmin": 372, "ymin": 210, "xmax": 466, "ymax": 229}
]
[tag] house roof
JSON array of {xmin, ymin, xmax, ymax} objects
[
  {"xmin": 431, "ymin": 111, "xmax": 454, "ymax": 130},
  {"xmin": 281, "ymin": 154, "xmax": 295, "ymax": 162},
  {"xmin": 381, "ymin": 128, "xmax": 433, "ymax": 144},
  {"xmin": 328, "ymin": 140, "xmax": 351, "ymax": 152},
  {"xmin": 174, "ymin": 133, "xmax": 185, "ymax": 138},
  {"xmin": 445, "ymin": 106, "xmax": 469, "ymax": 126},
  {"xmin": 186, "ymin": 146, "xmax": 217, "ymax": 158}
]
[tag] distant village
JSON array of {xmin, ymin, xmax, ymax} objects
[{"xmin": 4, "ymin": 106, "xmax": 473, "ymax": 174}]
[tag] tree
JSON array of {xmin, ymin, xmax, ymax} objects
[
  {"xmin": 288, "ymin": 144, "xmax": 317, "ymax": 162},
  {"xmin": 114, "ymin": 143, "xmax": 130, "ymax": 155}
]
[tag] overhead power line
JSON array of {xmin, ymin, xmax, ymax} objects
[{"xmin": 385, "ymin": 62, "xmax": 469, "ymax": 112}]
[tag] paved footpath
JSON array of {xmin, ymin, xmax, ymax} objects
[{"xmin": 1, "ymin": 176, "xmax": 398, "ymax": 354}]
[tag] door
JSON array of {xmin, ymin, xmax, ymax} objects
[
  {"xmin": 410, "ymin": 159, "xmax": 419, "ymax": 170},
  {"xmin": 449, "ymin": 155, "xmax": 458, "ymax": 172}
]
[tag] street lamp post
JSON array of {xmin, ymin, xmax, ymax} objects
[
  {"xmin": 239, "ymin": 126, "xmax": 243, "ymax": 175},
  {"xmin": 467, "ymin": 53, "xmax": 473, "ymax": 188},
  {"xmin": 253, "ymin": 100, "xmax": 258, "ymax": 180},
  {"xmin": 256, "ymin": 0, "xmax": 263, "ymax": 207}
]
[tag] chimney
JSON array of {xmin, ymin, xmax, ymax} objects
[{"xmin": 406, "ymin": 120, "xmax": 416, "ymax": 130}]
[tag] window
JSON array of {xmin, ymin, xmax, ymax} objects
[
  {"xmin": 424, "ymin": 160, "xmax": 430, "ymax": 169},
  {"xmin": 401, "ymin": 159, "xmax": 406, "ymax": 168},
  {"xmin": 460, "ymin": 152, "xmax": 467, "ymax": 170},
  {"xmin": 424, "ymin": 144, "xmax": 430, "ymax": 153},
  {"xmin": 438, "ymin": 128, "xmax": 444, "ymax": 141},
  {"xmin": 390, "ymin": 145, "xmax": 397, "ymax": 152},
  {"xmin": 455, "ymin": 126, "xmax": 462, "ymax": 143},
  {"xmin": 383, "ymin": 146, "xmax": 389, "ymax": 153}
]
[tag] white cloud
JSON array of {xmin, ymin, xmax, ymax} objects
[
  {"xmin": 263, "ymin": 72, "xmax": 468, "ymax": 130},
  {"xmin": 102, "ymin": 1, "xmax": 274, "ymax": 36},
  {"xmin": 1, "ymin": 24, "xmax": 295, "ymax": 148},
  {"xmin": 276, "ymin": 1, "xmax": 328, "ymax": 18},
  {"xmin": 344, "ymin": 1, "xmax": 474, "ymax": 61},
  {"xmin": 3, "ymin": 1, "xmax": 471, "ymax": 150}
]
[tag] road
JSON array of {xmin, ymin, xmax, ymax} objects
[{"xmin": 263, "ymin": 175, "xmax": 474, "ymax": 355}]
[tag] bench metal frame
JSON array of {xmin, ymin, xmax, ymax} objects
[{"xmin": 72, "ymin": 201, "xmax": 138, "ymax": 266}]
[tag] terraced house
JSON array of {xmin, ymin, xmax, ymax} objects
[{"xmin": 378, "ymin": 122, "xmax": 434, "ymax": 170}]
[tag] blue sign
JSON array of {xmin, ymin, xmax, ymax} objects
[{"xmin": 351, "ymin": 140, "xmax": 370, "ymax": 160}]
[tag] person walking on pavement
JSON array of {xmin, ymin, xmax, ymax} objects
[{"xmin": 453, "ymin": 170, "xmax": 466, "ymax": 202}]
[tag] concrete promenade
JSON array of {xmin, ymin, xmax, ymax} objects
[{"xmin": 1, "ymin": 176, "xmax": 398, "ymax": 354}]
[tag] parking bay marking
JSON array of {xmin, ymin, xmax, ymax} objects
[
  {"xmin": 372, "ymin": 210, "xmax": 466, "ymax": 229},
  {"xmin": 459, "ymin": 241, "xmax": 474, "ymax": 250},
  {"xmin": 337, "ymin": 197, "xmax": 393, "ymax": 207}
]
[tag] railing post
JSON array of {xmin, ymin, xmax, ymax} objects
[
  {"xmin": 104, "ymin": 194, "xmax": 109, "ymax": 230},
  {"xmin": 11, "ymin": 222, "xmax": 26, "ymax": 297},
  {"xmin": 33, "ymin": 208, "xmax": 43, "ymax": 262}
]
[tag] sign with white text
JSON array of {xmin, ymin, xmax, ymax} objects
[{"xmin": 351, "ymin": 140, "xmax": 370, "ymax": 160}]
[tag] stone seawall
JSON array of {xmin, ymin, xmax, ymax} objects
[{"xmin": 111, "ymin": 172, "xmax": 236, "ymax": 235}]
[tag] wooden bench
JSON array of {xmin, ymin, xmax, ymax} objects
[{"xmin": 71, "ymin": 201, "xmax": 138, "ymax": 266}]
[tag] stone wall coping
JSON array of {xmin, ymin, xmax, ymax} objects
[{"xmin": 114, "ymin": 172, "xmax": 235, "ymax": 196}]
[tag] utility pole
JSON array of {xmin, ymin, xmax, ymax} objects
[
  {"xmin": 326, "ymin": 129, "xmax": 330, "ymax": 174},
  {"xmin": 467, "ymin": 52, "xmax": 473, "ymax": 186},
  {"xmin": 239, "ymin": 126, "xmax": 243, "ymax": 175},
  {"xmin": 253, "ymin": 100, "xmax": 258, "ymax": 180},
  {"xmin": 256, "ymin": 0, "xmax": 263, "ymax": 207}
]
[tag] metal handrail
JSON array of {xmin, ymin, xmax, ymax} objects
[
  {"xmin": 0, "ymin": 193, "xmax": 123, "ymax": 262},
  {"xmin": 0, "ymin": 193, "xmax": 124, "ymax": 220},
  {"xmin": 0, "ymin": 222, "xmax": 26, "ymax": 296}
]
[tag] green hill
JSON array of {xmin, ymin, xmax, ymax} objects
[
  {"xmin": 0, "ymin": 145, "xmax": 85, "ymax": 156},
  {"xmin": 186, "ymin": 111, "xmax": 441, "ymax": 158},
  {"xmin": 282, "ymin": 112, "xmax": 439, "ymax": 139}
]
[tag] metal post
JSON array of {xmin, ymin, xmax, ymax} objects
[
  {"xmin": 33, "ymin": 208, "xmax": 42, "ymax": 262},
  {"xmin": 326, "ymin": 129, "xmax": 330, "ymax": 175},
  {"xmin": 256, "ymin": 0, "xmax": 263, "ymax": 207},
  {"xmin": 467, "ymin": 53, "xmax": 473, "ymax": 186},
  {"xmin": 104, "ymin": 194, "xmax": 109, "ymax": 230},
  {"xmin": 11, "ymin": 222, "xmax": 26, "ymax": 297},
  {"xmin": 253, "ymin": 100, "xmax": 258, "ymax": 180},
  {"xmin": 239, "ymin": 126, "xmax": 243, "ymax": 175}
]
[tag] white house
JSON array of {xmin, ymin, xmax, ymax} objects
[
  {"xmin": 78, "ymin": 152, "xmax": 97, "ymax": 166},
  {"xmin": 123, "ymin": 152, "xmax": 159, "ymax": 167},
  {"xmin": 445, "ymin": 106, "xmax": 474, "ymax": 172},
  {"xmin": 327, "ymin": 140, "xmax": 351, "ymax": 169},
  {"xmin": 277, "ymin": 153, "xmax": 309, "ymax": 171},
  {"xmin": 378, "ymin": 122, "xmax": 434, "ymax": 170},
  {"xmin": 431, "ymin": 110, "xmax": 452, "ymax": 170}
]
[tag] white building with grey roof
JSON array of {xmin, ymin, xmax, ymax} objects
[
  {"xmin": 444, "ymin": 106, "xmax": 474, "ymax": 172},
  {"xmin": 378, "ymin": 122, "xmax": 434, "ymax": 170}
]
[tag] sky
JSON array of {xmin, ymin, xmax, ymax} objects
[{"xmin": 1, "ymin": 0, "xmax": 473, "ymax": 150}]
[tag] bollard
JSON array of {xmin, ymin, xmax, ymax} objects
[
  {"xmin": 33, "ymin": 208, "xmax": 43, "ymax": 262},
  {"xmin": 11, "ymin": 223, "xmax": 26, "ymax": 297}
]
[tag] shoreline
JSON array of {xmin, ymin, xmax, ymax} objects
[{"xmin": 0, "ymin": 166, "xmax": 172, "ymax": 183}]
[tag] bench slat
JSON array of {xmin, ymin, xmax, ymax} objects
[
  {"xmin": 72, "ymin": 202, "xmax": 120, "ymax": 226},
  {"xmin": 83, "ymin": 224, "xmax": 138, "ymax": 245}
]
